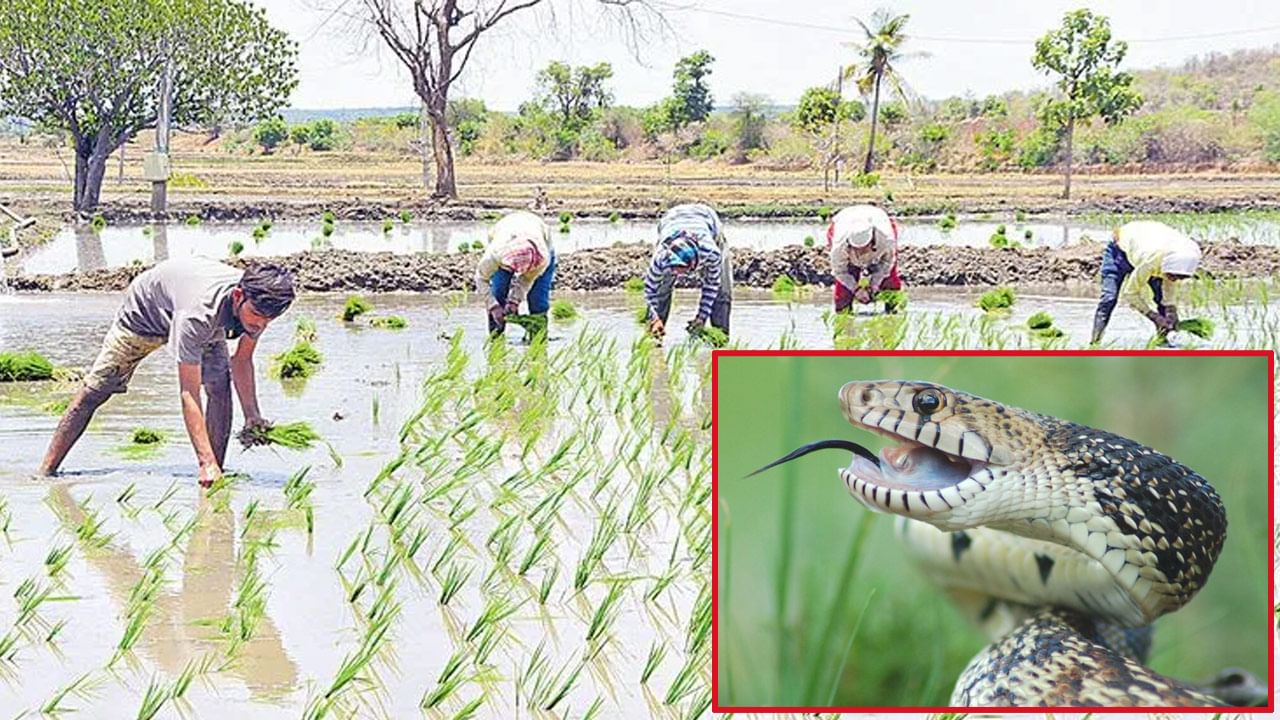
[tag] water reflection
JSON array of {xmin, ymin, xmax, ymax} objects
[{"xmin": 73, "ymin": 225, "xmax": 105, "ymax": 273}]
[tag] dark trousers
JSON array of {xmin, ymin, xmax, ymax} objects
[
  {"xmin": 1093, "ymin": 242, "xmax": 1165, "ymax": 340},
  {"xmin": 488, "ymin": 251, "xmax": 557, "ymax": 334}
]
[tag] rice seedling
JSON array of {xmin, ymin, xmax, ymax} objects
[
  {"xmin": 238, "ymin": 421, "xmax": 324, "ymax": 450},
  {"xmin": 574, "ymin": 506, "xmax": 621, "ymax": 590},
  {"xmin": 369, "ymin": 315, "xmax": 408, "ymax": 329},
  {"xmin": 977, "ymin": 286, "xmax": 1016, "ymax": 312},
  {"xmin": 322, "ymin": 221, "xmax": 336, "ymax": 237},
  {"xmin": 465, "ymin": 593, "xmax": 521, "ymax": 642},
  {"xmin": 382, "ymin": 218, "xmax": 395, "ymax": 233},
  {"xmin": 584, "ymin": 580, "xmax": 626, "ymax": 647},
  {"xmin": 130, "ymin": 427, "xmax": 164, "ymax": 444},
  {"xmin": 399, "ymin": 209, "xmax": 413, "ymax": 223},
  {"xmin": 1026, "ymin": 311, "xmax": 1054, "ymax": 330},
  {"xmin": 538, "ymin": 566, "xmax": 559, "ymax": 605},
  {"xmin": 641, "ymin": 641, "xmax": 667, "ymax": 683},
  {"xmin": 271, "ymin": 341, "xmax": 323, "ymax": 379},
  {"xmin": 421, "ymin": 647, "xmax": 470, "ymax": 708},
  {"xmin": 988, "ymin": 224, "xmax": 1009, "ymax": 248},
  {"xmin": 229, "ymin": 240, "xmax": 245, "ymax": 256},
  {"xmin": 1177, "ymin": 317, "xmax": 1215, "ymax": 338},
  {"xmin": 44, "ymin": 543, "xmax": 73, "ymax": 578},
  {"xmin": 185, "ymin": 214, "xmax": 200, "ymax": 225},
  {"xmin": 41, "ymin": 671, "xmax": 99, "ymax": 714},
  {"xmin": 550, "ymin": 298, "xmax": 579, "ymax": 321},
  {"xmin": 876, "ymin": 289, "xmax": 908, "ymax": 313},
  {"xmin": 438, "ymin": 562, "xmax": 472, "ymax": 606},
  {"xmin": 506, "ymin": 312, "xmax": 548, "ymax": 339},
  {"xmin": 135, "ymin": 675, "xmax": 170, "ymax": 720},
  {"xmin": 688, "ymin": 324, "xmax": 728, "ymax": 348},
  {"xmin": 938, "ymin": 213, "xmax": 957, "ymax": 231},
  {"xmin": 771, "ymin": 274, "xmax": 797, "ymax": 297},
  {"xmin": 623, "ymin": 276, "xmax": 644, "ymax": 293},
  {"xmin": 341, "ymin": 295, "xmax": 373, "ymax": 322},
  {"xmin": 0, "ymin": 351, "xmax": 54, "ymax": 382}
]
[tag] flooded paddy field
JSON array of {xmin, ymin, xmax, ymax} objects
[{"xmin": 0, "ymin": 228, "xmax": 1277, "ymax": 716}]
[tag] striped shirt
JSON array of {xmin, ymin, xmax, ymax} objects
[{"xmin": 644, "ymin": 204, "xmax": 724, "ymax": 320}]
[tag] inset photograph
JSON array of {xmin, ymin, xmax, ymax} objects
[{"xmin": 713, "ymin": 351, "xmax": 1271, "ymax": 711}]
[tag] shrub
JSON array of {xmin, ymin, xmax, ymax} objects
[
  {"xmin": 253, "ymin": 116, "xmax": 288, "ymax": 153},
  {"xmin": 308, "ymin": 119, "xmax": 338, "ymax": 151}
]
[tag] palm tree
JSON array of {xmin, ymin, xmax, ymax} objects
[{"xmin": 845, "ymin": 9, "xmax": 919, "ymax": 174}]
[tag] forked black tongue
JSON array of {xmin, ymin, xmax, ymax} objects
[{"xmin": 745, "ymin": 439, "xmax": 879, "ymax": 478}]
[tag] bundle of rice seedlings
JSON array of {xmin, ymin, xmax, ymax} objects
[
  {"xmin": 1032, "ymin": 327, "xmax": 1065, "ymax": 339},
  {"xmin": 131, "ymin": 428, "xmax": 165, "ymax": 445},
  {"xmin": 370, "ymin": 316, "xmax": 408, "ymax": 329},
  {"xmin": 876, "ymin": 289, "xmax": 908, "ymax": 314},
  {"xmin": 771, "ymin": 275, "xmax": 797, "ymax": 296},
  {"xmin": 238, "ymin": 421, "xmax": 322, "ymax": 450},
  {"xmin": 1026, "ymin": 311, "xmax": 1053, "ymax": 330},
  {"xmin": 623, "ymin": 277, "xmax": 644, "ymax": 293},
  {"xmin": 978, "ymin": 287, "xmax": 1016, "ymax": 312},
  {"xmin": 341, "ymin": 295, "xmax": 373, "ymax": 322},
  {"xmin": 550, "ymin": 299, "xmax": 578, "ymax": 321},
  {"xmin": 271, "ymin": 342, "xmax": 323, "ymax": 379},
  {"xmin": 1175, "ymin": 318, "xmax": 1214, "ymax": 339},
  {"xmin": 506, "ymin": 313, "xmax": 548, "ymax": 339},
  {"xmin": 689, "ymin": 325, "xmax": 728, "ymax": 348},
  {"xmin": 0, "ymin": 351, "xmax": 54, "ymax": 382}
]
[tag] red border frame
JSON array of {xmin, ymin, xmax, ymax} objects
[{"xmin": 710, "ymin": 349, "xmax": 1275, "ymax": 713}]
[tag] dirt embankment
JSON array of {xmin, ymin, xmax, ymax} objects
[{"xmin": 10, "ymin": 242, "xmax": 1280, "ymax": 294}]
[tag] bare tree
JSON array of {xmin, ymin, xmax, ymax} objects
[{"xmin": 345, "ymin": 0, "xmax": 661, "ymax": 200}]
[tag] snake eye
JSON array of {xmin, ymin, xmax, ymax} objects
[{"xmin": 912, "ymin": 388, "xmax": 944, "ymax": 415}]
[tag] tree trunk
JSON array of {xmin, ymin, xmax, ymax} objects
[
  {"xmin": 427, "ymin": 101, "xmax": 457, "ymax": 200},
  {"xmin": 863, "ymin": 73, "xmax": 883, "ymax": 175},
  {"xmin": 72, "ymin": 138, "xmax": 111, "ymax": 214},
  {"xmin": 1062, "ymin": 114, "xmax": 1075, "ymax": 200}
]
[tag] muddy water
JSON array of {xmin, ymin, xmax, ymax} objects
[
  {"xmin": 0, "ymin": 289, "xmax": 1273, "ymax": 716},
  {"xmin": 20, "ymin": 217, "xmax": 1119, "ymax": 275}
]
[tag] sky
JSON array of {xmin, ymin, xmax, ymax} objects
[{"xmin": 258, "ymin": 0, "xmax": 1280, "ymax": 111}]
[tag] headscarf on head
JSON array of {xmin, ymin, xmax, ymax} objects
[
  {"xmin": 664, "ymin": 231, "xmax": 701, "ymax": 271},
  {"xmin": 828, "ymin": 205, "xmax": 895, "ymax": 254},
  {"xmin": 502, "ymin": 239, "xmax": 544, "ymax": 275},
  {"xmin": 1161, "ymin": 246, "xmax": 1201, "ymax": 277},
  {"xmin": 239, "ymin": 263, "xmax": 296, "ymax": 317}
]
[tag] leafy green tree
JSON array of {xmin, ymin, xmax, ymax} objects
[
  {"xmin": 975, "ymin": 127, "xmax": 1015, "ymax": 170},
  {"xmin": 879, "ymin": 101, "xmax": 907, "ymax": 126},
  {"xmin": 670, "ymin": 50, "xmax": 715, "ymax": 126},
  {"xmin": 845, "ymin": 9, "xmax": 921, "ymax": 173},
  {"xmin": 253, "ymin": 116, "xmax": 289, "ymax": 153},
  {"xmin": 1249, "ymin": 90, "xmax": 1280, "ymax": 162},
  {"xmin": 980, "ymin": 95, "xmax": 1009, "ymax": 118},
  {"xmin": 535, "ymin": 61, "xmax": 614, "ymax": 134},
  {"xmin": 307, "ymin": 119, "xmax": 338, "ymax": 151},
  {"xmin": 793, "ymin": 86, "xmax": 863, "ymax": 132},
  {"xmin": 1032, "ymin": 9, "xmax": 1142, "ymax": 198},
  {"xmin": 0, "ymin": 0, "xmax": 297, "ymax": 213},
  {"xmin": 289, "ymin": 124, "xmax": 311, "ymax": 147}
]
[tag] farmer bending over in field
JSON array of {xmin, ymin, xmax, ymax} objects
[
  {"xmin": 827, "ymin": 204, "xmax": 903, "ymax": 313},
  {"xmin": 643, "ymin": 203, "xmax": 733, "ymax": 340},
  {"xmin": 476, "ymin": 210, "xmax": 556, "ymax": 336},
  {"xmin": 1090, "ymin": 220, "xmax": 1201, "ymax": 345},
  {"xmin": 38, "ymin": 257, "xmax": 296, "ymax": 487}
]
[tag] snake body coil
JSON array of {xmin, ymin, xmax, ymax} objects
[{"xmin": 757, "ymin": 380, "xmax": 1230, "ymax": 706}]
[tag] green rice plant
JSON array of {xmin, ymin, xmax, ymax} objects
[
  {"xmin": 538, "ymin": 565, "xmax": 559, "ymax": 605},
  {"xmin": 44, "ymin": 543, "xmax": 73, "ymax": 578},
  {"xmin": 229, "ymin": 240, "xmax": 245, "ymax": 256},
  {"xmin": 641, "ymin": 641, "xmax": 667, "ymax": 683},
  {"xmin": 803, "ymin": 235, "xmax": 815, "ymax": 247},
  {"xmin": 399, "ymin": 209, "xmax": 412, "ymax": 223},
  {"xmin": 252, "ymin": 226, "xmax": 267, "ymax": 241},
  {"xmin": 1177, "ymin": 317, "xmax": 1215, "ymax": 338},
  {"xmin": 41, "ymin": 671, "xmax": 98, "ymax": 714},
  {"xmin": 608, "ymin": 210, "xmax": 621, "ymax": 223},
  {"xmin": 623, "ymin": 276, "xmax": 644, "ymax": 293},
  {"xmin": 550, "ymin": 298, "xmax": 578, "ymax": 321},
  {"xmin": 153, "ymin": 481, "xmax": 179, "ymax": 510},
  {"xmin": 663, "ymin": 646, "xmax": 707, "ymax": 706},
  {"xmin": 382, "ymin": 218, "xmax": 395, "ymax": 233},
  {"xmin": 271, "ymin": 340, "xmax": 323, "ymax": 379},
  {"xmin": 131, "ymin": 427, "xmax": 164, "ymax": 445},
  {"xmin": 574, "ymin": 506, "xmax": 621, "ymax": 590},
  {"xmin": 438, "ymin": 562, "xmax": 472, "ymax": 606},
  {"xmin": 321, "ymin": 209, "xmax": 335, "ymax": 224},
  {"xmin": 506, "ymin": 313, "xmax": 548, "ymax": 340},
  {"xmin": 135, "ymin": 676, "xmax": 170, "ymax": 720},
  {"xmin": 977, "ymin": 286, "xmax": 1016, "ymax": 312},
  {"xmin": 0, "ymin": 630, "xmax": 17, "ymax": 661},
  {"xmin": 817, "ymin": 206, "xmax": 833, "ymax": 222},
  {"xmin": 465, "ymin": 593, "xmax": 521, "ymax": 642},
  {"xmin": 582, "ymin": 697, "xmax": 605, "ymax": 720},
  {"xmin": 1026, "ymin": 311, "xmax": 1054, "ymax": 330},
  {"xmin": 585, "ymin": 580, "xmax": 626, "ymax": 646},
  {"xmin": 185, "ymin": 214, "xmax": 201, "ymax": 226},
  {"xmin": 683, "ymin": 691, "xmax": 711, "ymax": 720},
  {"xmin": 0, "ymin": 351, "xmax": 54, "ymax": 381},
  {"xmin": 771, "ymin": 274, "xmax": 797, "ymax": 296},
  {"xmin": 876, "ymin": 289, "xmax": 908, "ymax": 313},
  {"xmin": 833, "ymin": 314, "xmax": 906, "ymax": 351},
  {"xmin": 938, "ymin": 213, "xmax": 957, "ymax": 231},
  {"xmin": 421, "ymin": 647, "xmax": 470, "ymax": 708},
  {"xmin": 90, "ymin": 213, "xmax": 107, "ymax": 231},
  {"xmin": 518, "ymin": 526, "xmax": 552, "ymax": 576},
  {"xmin": 239, "ymin": 421, "xmax": 323, "ymax": 450},
  {"xmin": 369, "ymin": 315, "xmax": 408, "ymax": 329},
  {"xmin": 73, "ymin": 498, "xmax": 115, "ymax": 548},
  {"xmin": 341, "ymin": 295, "xmax": 373, "ymax": 321},
  {"xmin": 689, "ymin": 325, "xmax": 728, "ymax": 348}
]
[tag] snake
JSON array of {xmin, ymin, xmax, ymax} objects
[{"xmin": 749, "ymin": 379, "xmax": 1232, "ymax": 707}]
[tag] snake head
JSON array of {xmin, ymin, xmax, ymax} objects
[{"xmin": 834, "ymin": 380, "xmax": 1036, "ymax": 527}]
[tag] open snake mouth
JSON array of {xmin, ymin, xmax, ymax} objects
[{"xmin": 747, "ymin": 428, "xmax": 991, "ymax": 517}]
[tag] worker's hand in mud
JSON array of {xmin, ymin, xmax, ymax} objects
[
  {"xmin": 686, "ymin": 317, "xmax": 706, "ymax": 334},
  {"xmin": 1147, "ymin": 310, "xmax": 1175, "ymax": 332},
  {"xmin": 1163, "ymin": 305, "xmax": 1180, "ymax": 327},
  {"xmin": 648, "ymin": 316, "xmax": 665, "ymax": 338},
  {"xmin": 504, "ymin": 300, "xmax": 520, "ymax": 317},
  {"xmin": 488, "ymin": 303, "xmax": 507, "ymax": 325},
  {"xmin": 198, "ymin": 461, "xmax": 223, "ymax": 489},
  {"xmin": 854, "ymin": 287, "xmax": 874, "ymax": 304}
]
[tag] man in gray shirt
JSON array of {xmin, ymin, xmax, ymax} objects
[{"xmin": 39, "ymin": 257, "xmax": 296, "ymax": 487}]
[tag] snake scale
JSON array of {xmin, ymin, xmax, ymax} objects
[{"xmin": 751, "ymin": 380, "xmax": 1232, "ymax": 707}]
